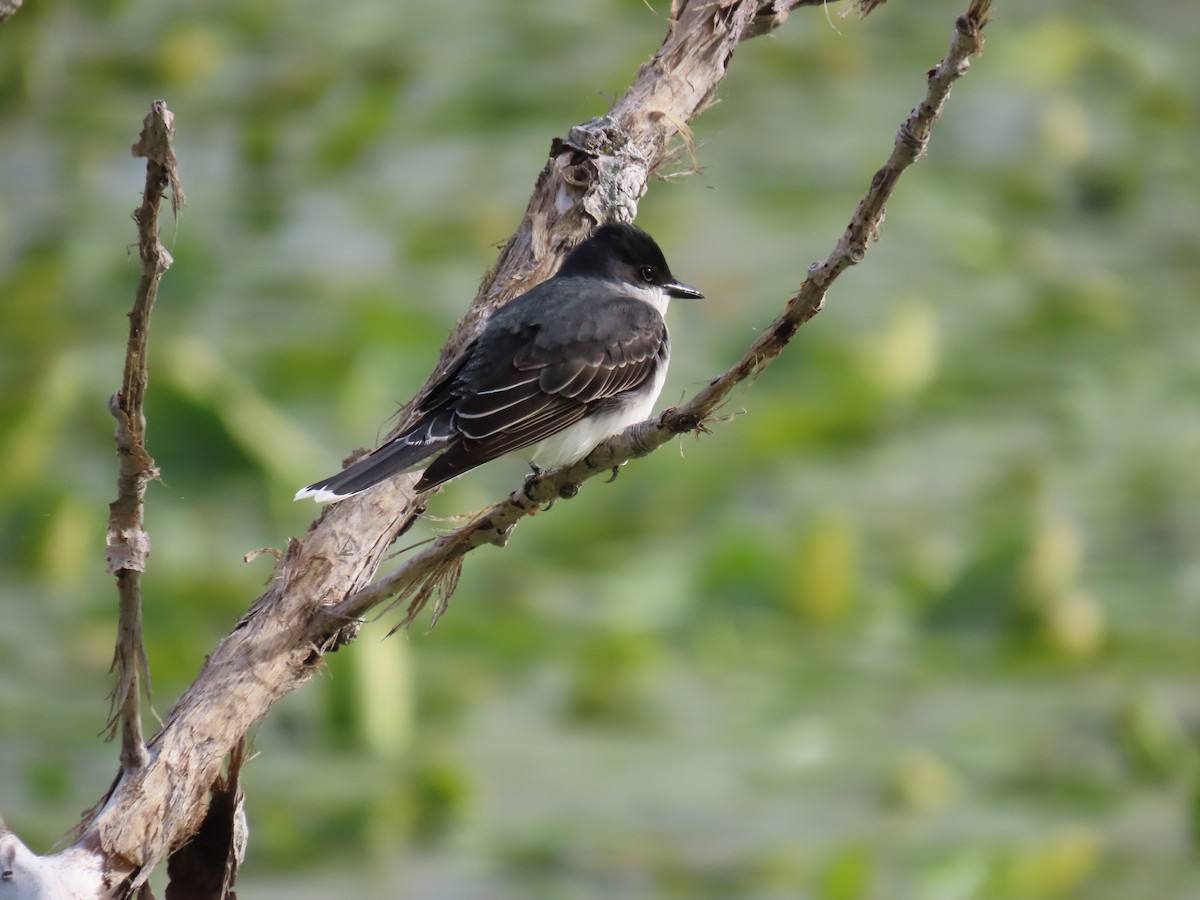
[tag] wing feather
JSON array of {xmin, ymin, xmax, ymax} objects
[
  {"xmin": 418, "ymin": 402, "xmax": 587, "ymax": 488},
  {"xmin": 415, "ymin": 291, "xmax": 669, "ymax": 489}
]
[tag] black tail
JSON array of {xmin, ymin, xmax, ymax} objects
[{"xmin": 295, "ymin": 432, "xmax": 452, "ymax": 503}]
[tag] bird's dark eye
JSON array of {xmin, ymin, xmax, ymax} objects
[{"xmin": 639, "ymin": 265, "xmax": 656, "ymax": 283}]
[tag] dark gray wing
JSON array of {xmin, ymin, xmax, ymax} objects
[{"xmin": 416, "ymin": 287, "xmax": 668, "ymax": 489}]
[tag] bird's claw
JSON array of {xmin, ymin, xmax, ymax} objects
[
  {"xmin": 521, "ymin": 464, "xmax": 562, "ymax": 512},
  {"xmin": 522, "ymin": 465, "xmax": 543, "ymax": 503}
]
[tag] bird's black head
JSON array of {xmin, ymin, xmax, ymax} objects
[{"xmin": 558, "ymin": 223, "xmax": 704, "ymax": 299}]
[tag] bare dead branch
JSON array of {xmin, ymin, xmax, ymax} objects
[
  {"xmin": 77, "ymin": 8, "xmax": 867, "ymax": 888},
  {"xmin": 0, "ymin": 3, "xmax": 990, "ymax": 896},
  {"xmin": 103, "ymin": 101, "xmax": 184, "ymax": 775}
]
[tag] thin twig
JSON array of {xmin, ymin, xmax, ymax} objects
[
  {"xmin": 105, "ymin": 100, "xmax": 184, "ymax": 772},
  {"xmin": 317, "ymin": 0, "xmax": 993, "ymax": 635}
]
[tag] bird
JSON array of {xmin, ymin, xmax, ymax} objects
[{"xmin": 295, "ymin": 222, "xmax": 703, "ymax": 504}]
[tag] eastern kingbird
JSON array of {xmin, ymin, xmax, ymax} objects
[{"xmin": 295, "ymin": 223, "xmax": 703, "ymax": 504}]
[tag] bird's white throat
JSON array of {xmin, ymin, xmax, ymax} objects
[{"xmin": 626, "ymin": 283, "xmax": 672, "ymax": 317}]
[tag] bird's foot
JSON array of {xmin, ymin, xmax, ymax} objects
[
  {"xmin": 604, "ymin": 464, "xmax": 624, "ymax": 484},
  {"xmin": 522, "ymin": 464, "xmax": 552, "ymax": 512}
]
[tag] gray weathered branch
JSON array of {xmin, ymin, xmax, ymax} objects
[
  {"xmin": 0, "ymin": 1, "xmax": 991, "ymax": 896},
  {"xmin": 105, "ymin": 100, "xmax": 184, "ymax": 773}
]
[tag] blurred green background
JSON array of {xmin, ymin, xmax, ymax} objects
[{"xmin": 2, "ymin": 0, "xmax": 1199, "ymax": 897}]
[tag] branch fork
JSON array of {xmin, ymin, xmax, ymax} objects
[{"xmin": 0, "ymin": 3, "xmax": 993, "ymax": 895}]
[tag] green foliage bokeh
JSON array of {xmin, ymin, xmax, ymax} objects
[{"xmin": 2, "ymin": 1, "xmax": 1199, "ymax": 897}]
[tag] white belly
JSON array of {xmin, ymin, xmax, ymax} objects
[{"xmin": 526, "ymin": 362, "xmax": 668, "ymax": 470}]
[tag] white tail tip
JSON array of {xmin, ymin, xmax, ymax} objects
[{"xmin": 293, "ymin": 485, "xmax": 349, "ymax": 504}]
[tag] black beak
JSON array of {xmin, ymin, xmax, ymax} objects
[{"xmin": 665, "ymin": 279, "xmax": 704, "ymax": 300}]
